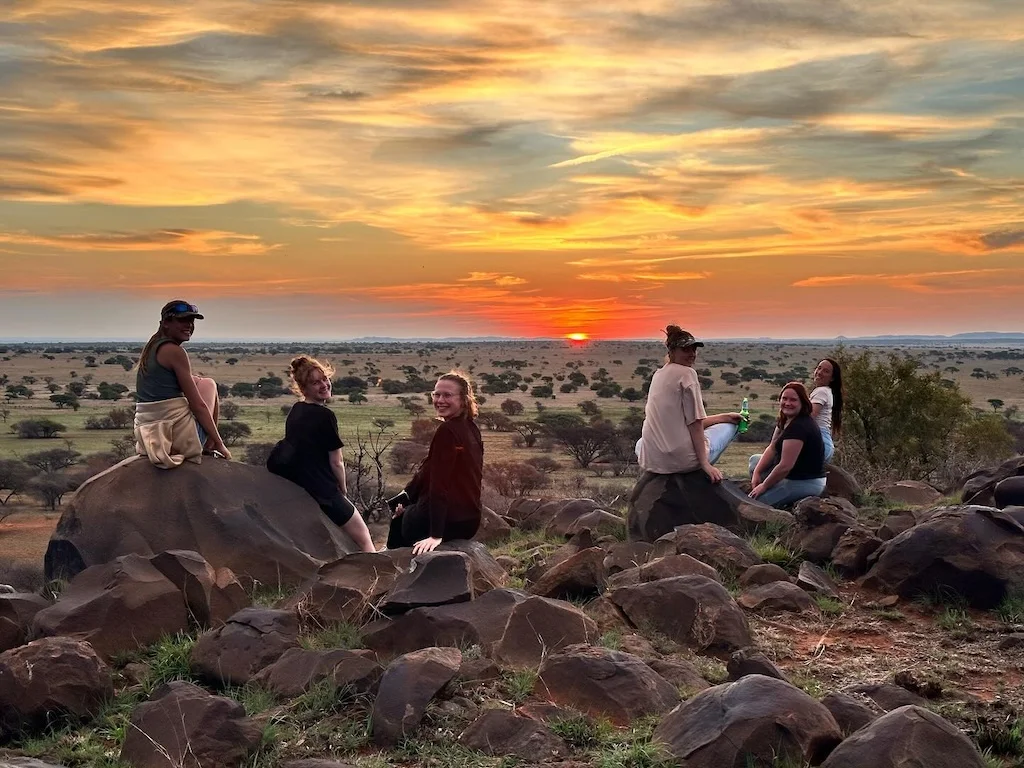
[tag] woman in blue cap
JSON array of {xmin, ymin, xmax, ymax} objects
[{"xmin": 134, "ymin": 300, "xmax": 231, "ymax": 467}]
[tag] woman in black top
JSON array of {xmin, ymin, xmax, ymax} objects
[
  {"xmin": 387, "ymin": 371, "xmax": 484, "ymax": 555},
  {"xmin": 748, "ymin": 381, "xmax": 826, "ymax": 507},
  {"xmin": 279, "ymin": 356, "xmax": 375, "ymax": 552}
]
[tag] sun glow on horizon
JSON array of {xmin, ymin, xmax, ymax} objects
[{"xmin": 566, "ymin": 332, "xmax": 590, "ymax": 344}]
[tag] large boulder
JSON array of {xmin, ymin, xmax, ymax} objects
[
  {"xmin": 862, "ymin": 506, "xmax": 1024, "ymax": 607},
  {"xmin": 628, "ymin": 473, "xmax": 789, "ymax": 542},
  {"xmin": 995, "ymin": 476, "xmax": 1024, "ymax": 509},
  {"xmin": 961, "ymin": 455, "xmax": 1024, "ymax": 506},
  {"xmin": 528, "ymin": 547, "xmax": 607, "ymax": 600},
  {"xmin": 371, "ymin": 647, "xmax": 461, "ymax": 746},
  {"xmin": 120, "ymin": 680, "xmax": 262, "ymax": 768},
  {"xmin": 380, "ymin": 551, "xmax": 475, "ymax": 614},
  {"xmin": 0, "ymin": 593, "xmax": 50, "ymax": 653},
  {"xmin": 874, "ymin": 480, "xmax": 942, "ymax": 507},
  {"xmin": 362, "ymin": 588, "xmax": 527, "ymax": 658},
  {"xmin": 190, "ymin": 607, "xmax": 299, "ymax": 686},
  {"xmin": 30, "ymin": 554, "xmax": 189, "ymax": 660},
  {"xmin": 609, "ymin": 575, "xmax": 751, "ymax": 657},
  {"xmin": 653, "ymin": 675, "xmax": 842, "ymax": 767},
  {"xmin": 788, "ymin": 496, "xmax": 861, "ymax": 563},
  {"xmin": 458, "ymin": 710, "xmax": 568, "ymax": 761},
  {"xmin": 44, "ymin": 457, "xmax": 356, "ymax": 587},
  {"xmin": 281, "ymin": 552, "xmax": 400, "ymax": 625},
  {"xmin": 652, "ymin": 523, "xmax": 763, "ymax": 574},
  {"xmin": 493, "ymin": 596, "xmax": 598, "ymax": 668},
  {"xmin": 0, "ymin": 636, "xmax": 113, "ymax": 739},
  {"xmin": 821, "ymin": 705, "xmax": 985, "ymax": 768},
  {"xmin": 252, "ymin": 647, "xmax": 382, "ymax": 699},
  {"xmin": 536, "ymin": 644, "xmax": 680, "ymax": 725}
]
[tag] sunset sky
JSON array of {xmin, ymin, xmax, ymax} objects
[{"xmin": 2, "ymin": 0, "xmax": 1023, "ymax": 340}]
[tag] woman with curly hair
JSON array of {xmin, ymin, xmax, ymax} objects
[
  {"xmin": 386, "ymin": 370, "xmax": 484, "ymax": 555},
  {"xmin": 275, "ymin": 355, "xmax": 375, "ymax": 553}
]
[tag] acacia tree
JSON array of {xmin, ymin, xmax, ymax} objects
[
  {"xmin": 540, "ymin": 413, "xmax": 616, "ymax": 469},
  {"xmin": 0, "ymin": 459, "xmax": 35, "ymax": 510},
  {"xmin": 837, "ymin": 351, "xmax": 1012, "ymax": 484}
]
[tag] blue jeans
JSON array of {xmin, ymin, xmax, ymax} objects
[
  {"xmin": 634, "ymin": 422, "xmax": 738, "ymax": 465},
  {"xmin": 821, "ymin": 427, "xmax": 834, "ymax": 464},
  {"xmin": 748, "ymin": 452, "xmax": 826, "ymax": 507},
  {"xmin": 705, "ymin": 422, "xmax": 738, "ymax": 465},
  {"xmin": 755, "ymin": 477, "xmax": 827, "ymax": 508}
]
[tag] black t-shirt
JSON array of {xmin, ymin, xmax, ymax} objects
[
  {"xmin": 283, "ymin": 402, "xmax": 344, "ymax": 501},
  {"xmin": 771, "ymin": 414, "xmax": 825, "ymax": 480}
]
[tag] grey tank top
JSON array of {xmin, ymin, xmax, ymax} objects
[{"xmin": 136, "ymin": 339, "xmax": 184, "ymax": 403}]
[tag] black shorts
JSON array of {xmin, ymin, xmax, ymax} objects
[{"xmin": 317, "ymin": 493, "xmax": 356, "ymax": 527}]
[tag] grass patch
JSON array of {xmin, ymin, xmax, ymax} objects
[
  {"xmin": 299, "ymin": 620, "xmax": 364, "ymax": 651},
  {"xmin": 500, "ymin": 668, "xmax": 538, "ymax": 704},
  {"xmin": 871, "ymin": 607, "xmax": 904, "ymax": 621},
  {"xmin": 592, "ymin": 715, "xmax": 674, "ymax": 768},
  {"xmin": 250, "ymin": 581, "xmax": 292, "ymax": 607},
  {"xmin": 227, "ymin": 681, "xmax": 278, "ymax": 716},
  {"xmin": 746, "ymin": 530, "xmax": 800, "ymax": 570},
  {"xmin": 995, "ymin": 591, "xmax": 1024, "ymax": 624},
  {"xmin": 937, "ymin": 605, "xmax": 973, "ymax": 634},
  {"xmin": 813, "ymin": 595, "xmax": 846, "ymax": 617},
  {"xmin": 975, "ymin": 718, "xmax": 1024, "ymax": 758},
  {"xmin": 599, "ymin": 630, "xmax": 622, "ymax": 650},
  {"xmin": 549, "ymin": 712, "xmax": 615, "ymax": 750},
  {"xmin": 690, "ymin": 656, "xmax": 728, "ymax": 685},
  {"xmin": 788, "ymin": 671, "xmax": 826, "ymax": 699}
]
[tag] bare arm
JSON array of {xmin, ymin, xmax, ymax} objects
[
  {"xmin": 159, "ymin": 344, "xmax": 230, "ymax": 457},
  {"xmin": 750, "ymin": 438, "xmax": 803, "ymax": 499},
  {"xmin": 328, "ymin": 447, "xmax": 347, "ymax": 496},
  {"xmin": 703, "ymin": 412, "xmax": 742, "ymax": 427},
  {"xmin": 687, "ymin": 418, "xmax": 722, "ymax": 483}
]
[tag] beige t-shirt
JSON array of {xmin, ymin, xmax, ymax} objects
[{"xmin": 639, "ymin": 363, "xmax": 707, "ymax": 474}]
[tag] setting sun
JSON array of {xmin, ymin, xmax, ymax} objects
[{"xmin": 566, "ymin": 333, "xmax": 589, "ymax": 342}]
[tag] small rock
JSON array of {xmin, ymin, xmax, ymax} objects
[
  {"xmin": 738, "ymin": 563, "xmax": 791, "ymax": 588},
  {"xmin": 727, "ymin": 648, "xmax": 788, "ymax": 682},
  {"xmin": 797, "ymin": 561, "xmax": 839, "ymax": 598},
  {"xmin": 737, "ymin": 581, "xmax": 816, "ymax": 614}
]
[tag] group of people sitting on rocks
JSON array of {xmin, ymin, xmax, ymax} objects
[
  {"xmin": 636, "ymin": 325, "xmax": 844, "ymax": 508},
  {"xmin": 133, "ymin": 300, "xmax": 843, "ymax": 552},
  {"xmin": 133, "ymin": 300, "xmax": 484, "ymax": 556}
]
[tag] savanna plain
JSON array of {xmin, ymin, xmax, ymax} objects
[{"xmin": 2, "ymin": 339, "xmax": 1024, "ymax": 767}]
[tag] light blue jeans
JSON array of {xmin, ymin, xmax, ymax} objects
[
  {"xmin": 747, "ymin": 452, "xmax": 826, "ymax": 507},
  {"xmin": 634, "ymin": 422, "xmax": 738, "ymax": 465},
  {"xmin": 705, "ymin": 422, "xmax": 738, "ymax": 465},
  {"xmin": 821, "ymin": 427, "xmax": 834, "ymax": 464}
]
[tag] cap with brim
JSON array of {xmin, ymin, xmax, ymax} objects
[
  {"xmin": 161, "ymin": 300, "xmax": 205, "ymax": 321},
  {"xmin": 671, "ymin": 329, "xmax": 704, "ymax": 348}
]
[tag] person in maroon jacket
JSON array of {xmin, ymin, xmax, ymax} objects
[{"xmin": 386, "ymin": 371, "xmax": 484, "ymax": 554}]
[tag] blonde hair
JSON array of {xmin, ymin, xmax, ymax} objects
[
  {"xmin": 289, "ymin": 355, "xmax": 335, "ymax": 398},
  {"xmin": 438, "ymin": 370, "xmax": 478, "ymax": 419}
]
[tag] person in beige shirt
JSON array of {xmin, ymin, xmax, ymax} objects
[{"xmin": 638, "ymin": 326, "xmax": 743, "ymax": 482}]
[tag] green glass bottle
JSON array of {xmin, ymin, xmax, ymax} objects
[{"xmin": 738, "ymin": 397, "xmax": 750, "ymax": 434}]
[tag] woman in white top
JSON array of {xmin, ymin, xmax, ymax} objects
[
  {"xmin": 637, "ymin": 326, "xmax": 743, "ymax": 483},
  {"xmin": 809, "ymin": 357, "xmax": 843, "ymax": 463}
]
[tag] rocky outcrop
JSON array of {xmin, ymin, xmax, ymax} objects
[
  {"xmin": 370, "ymin": 647, "xmax": 461, "ymax": 746},
  {"xmin": 652, "ymin": 523, "xmax": 763, "ymax": 574},
  {"xmin": 0, "ymin": 637, "xmax": 113, "ymax": 739},
  {"xmin": 536, "ymin": 644, "xmax": 680, "ymax": 725},
  {"xmin": 653, "ymin": 675, "xmax": 842, "ymax": 767},
  {"xmin": 120, "ymin": 680, "xmax": 262, "ymax": 768},
  {"xmin": 190, "ymin": 607, "xmax": 299, "ymax": 686},
  {"xmin": 362, "ymin": 588, "xmax": 527, "ymax": 658},
  {"xmin": 31, "ymin": 554, "xmax": 189, "ymax": 660},
  {"xmin": 609, "ymin": 575, "xmax": 751, "ymax": 657},
  {"xmin": 961, "ymin": 455, "xmax": 1024, "ymax": 507},
  {"xmin": 628, "ymin": 473, "xmax": 789, "ymax": 542},
  {"xmin": 0, "ymin": 593, "xmax": 50, "ymax": 653},
  {"xmin": 821, "ymin": 705, "xmax": 985, "ymax": 768},
  {"xmin": 458, "ymin": 710, "xmax": 568, "ymax": 760},
  {"xmin": 44, "ymin": 457, "xmax": 356, "ymax": 586},
  {"xmin": 862, "ymin": 506, "xmax": 1024, "ymax": 607},
  {"xmin": 492, "ymin": 596, "xmax": 598, "ymax": 667}
]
